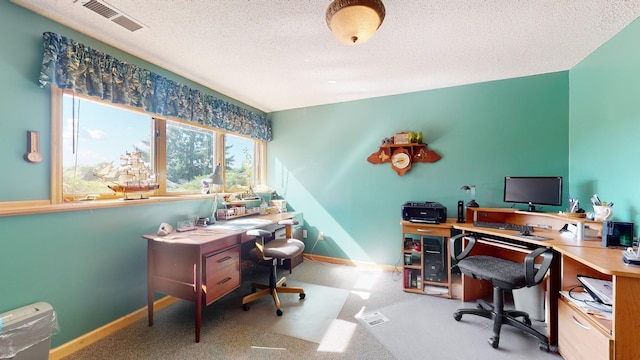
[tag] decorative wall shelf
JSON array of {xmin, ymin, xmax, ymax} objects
[{"xmin": 367, "ymin": 143, "xmax": 441, "ymax": 176}]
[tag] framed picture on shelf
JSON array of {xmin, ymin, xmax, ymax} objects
[{"xmin": 394, "ymin": 132, "xmax": 409, "ymax": 144}]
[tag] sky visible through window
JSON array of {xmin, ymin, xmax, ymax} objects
[
  {"xmin": 62, "ymin": 94, "xmax": 151, "ymax": 168},
  {"xmin": 62, "ymin": 94, "xmax": 250, "ymax": 169}
]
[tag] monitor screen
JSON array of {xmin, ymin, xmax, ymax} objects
[{"xmin": 503, "ymin": 176, "xmax": 563, "ymax": 211}]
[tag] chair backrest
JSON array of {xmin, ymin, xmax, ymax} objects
[
  {"xmin": 247, "ymin": 229, "xmax": 272, "ymax": 260},
  {"xmin": 278, "ymin": 219, "xmax": 299, "ymax": 239}
]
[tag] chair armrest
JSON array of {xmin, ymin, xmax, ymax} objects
[
  {"xmin": 524, "ymin": 247, "xmax": 554, "ymax": 286},
  {"xmin": 449, "ymin": 233, "xmax": 477, "ymax": 261}
]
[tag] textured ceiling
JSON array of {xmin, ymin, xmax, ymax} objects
[{"xmin": 12, "ymin": 0, "xmax": 640, "ymax": 113}]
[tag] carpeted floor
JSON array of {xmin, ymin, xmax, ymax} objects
[
  {"xmin": 215, "ymin": 280, "xmax": 350, "ymax": 344},
  {"xmin": 60, "ymin": 260, "xmax": 564, "ymax": 359},
  {"xmin": 358, "ymin": 296, "xmax": 563, "ymax": 360}
]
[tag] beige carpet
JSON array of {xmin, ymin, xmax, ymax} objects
[{"xmin": 217, "ymin": 280, "xmax": 350, "ymax": 344}]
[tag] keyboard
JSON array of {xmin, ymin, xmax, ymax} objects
[{"xmin": 473, "ymin": 221, "xmax": 533, "ymax": 233}]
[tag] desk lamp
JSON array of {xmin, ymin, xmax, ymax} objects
[
  {"xmin": 460, "ymin": 185, "xmax": 479, "ymax": 208},
  {"xmin": 203, "ymin": 164, "xmax": 224, "ymax": 223}
]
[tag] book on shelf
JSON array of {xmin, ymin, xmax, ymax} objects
[
  {"xmin": 404, "ymin": 269, "xmax": 409, "ymax": 288},
  {"xmin": 404, "ymin": 269, "xmax": 421, "ymax": 289}
]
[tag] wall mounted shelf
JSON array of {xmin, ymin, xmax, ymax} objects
[{"xmin": 367, "ymin": 143, "xmax": 441, "ymax": 176}]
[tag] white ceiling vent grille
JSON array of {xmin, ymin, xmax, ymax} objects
[
  {"xmin": 81, "ymin": 0, "xmax": 147, "ymax": 32},
  {"xmin": 112, "ymin": 15, "xmax": 144, "ymax": 32}
]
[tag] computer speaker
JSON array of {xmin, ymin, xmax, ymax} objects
[{"xmin": 457, "ymin": 200, "xmax": 464, "ymax": 223}]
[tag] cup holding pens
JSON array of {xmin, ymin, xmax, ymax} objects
[{"xmin": 593, "ymin": 205, "xmax": 613, "ymax": 221}]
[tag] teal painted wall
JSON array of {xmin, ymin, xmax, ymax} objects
[
  {"xmin": 569, "ymin": 18, "xmax": 640, "ymax": 226},
  {"xmin": 0, "ymin": 2, "xmax": 260, "ymax": 348},
  {"xmin": 10, "ymin": 0, "xmax": 638, "ymax": 351},
  {"xmin": 268, "ymin": 73, "xmax": 569, "ymax": 265}
]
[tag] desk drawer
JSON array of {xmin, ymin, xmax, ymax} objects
[
  {"xmin": 558, "ymin": 300, "xmax": 612, "ymax": 360},
  {"xmin": 205, "ymin": 247, "xmax": 240, "ymax": 304},
  {"xmin": 404, "ymin": 226, "xmax": 449, "ymax": 237}
]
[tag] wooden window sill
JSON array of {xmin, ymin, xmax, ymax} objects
[{"xmin": 0, "ymin": 194, "xmax": 213, "ymax": 217}]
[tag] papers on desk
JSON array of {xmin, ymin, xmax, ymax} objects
[
  {"xmin": 152, "ymin": 235, "xmax": 197, "ymax": 243},
  {"xmin": 560, "ymin": 291, "xmax": 612, "ymax": 320}
]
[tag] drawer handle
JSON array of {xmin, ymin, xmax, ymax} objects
[
  {"xmin": 217, "ymin": 256, "xmax": 232, "ymax": 263},
  {"xmin": 571, "ymin": 315, "xmax": 591, "ymax": 330},
  {"xmin": 417, "ymin": 229, "xmax": 434, "ymax": 233},
  {"xmin": 217, "ymin": 277, "xmax": 232, "ymax": 285}
]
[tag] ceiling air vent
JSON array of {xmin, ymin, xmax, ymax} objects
[
  {"xmin": 82, "ymin": 0, "xmax": 147, "ymax": 32},
  {"xmin": 83, "ymin": 0, "xmax": 118, "ymax": 19},
  {"xmin": 112, "ymin": 15, "xmax": 144, "ymax": 32}
]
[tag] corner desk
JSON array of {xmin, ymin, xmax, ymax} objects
[
  {"xmin": 142, "ymin": 212, "xmax": 301, "ymax": 343},
  {"xmin": 403, "ymin": 208, "xmax": 640, "ymax": 359}
]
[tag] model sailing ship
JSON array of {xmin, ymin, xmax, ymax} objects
[{"xmin": 93, "ymin": 151, "xmax": 159, "ymax": 199}]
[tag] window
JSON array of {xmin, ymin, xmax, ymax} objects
[
  {"xmin": 225, "ymin": 134, "xmax": 255, "ymax": 189},
  {"xmin": 62, "ymin": 92, "xmax": 154, "ymax": 200},
  {"xmin": 165, "ymin": 121, "xmax": 216, "ymax": 193},
  {"xmin": 55, "ymin": 89, "xmax": 264, "ymax": 202}
]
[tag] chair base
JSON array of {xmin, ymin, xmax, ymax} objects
[
  {"xmin": 241, "ymin": 260, "xmax": 305, "ymax": 316},
  {"xmin": 453, "ymin": 287, "xmax": 551, "ymax": 351}
]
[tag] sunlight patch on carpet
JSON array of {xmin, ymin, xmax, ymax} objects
[
  {"xmin": 317, "ymin": 319, "xmax": 357, "ymax": 353},
  {"xmin": 228, "ymin": 281, "xmax": 350, "ymax": 344}
]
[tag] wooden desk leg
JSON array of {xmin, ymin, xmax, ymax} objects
[
  {"xmin": 546, "ymin": 251, "xmax": 560, "ymax": 347},
  {"xmin": 147, "ymin": 241, "xmax": 154, "ymax": 327},
  {"xmin": 194, "ymin": 262, "xmax": 203, "ymax": 343}
]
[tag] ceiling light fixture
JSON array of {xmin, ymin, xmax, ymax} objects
[{"xmin": 326, "ymin": 0, "xmax": 386, "ymax": 45}]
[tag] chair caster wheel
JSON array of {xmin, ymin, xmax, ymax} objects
[
  {"xmin": 539, "ymin": 342, "xmax": 550, "ymax": 352},
  {"xmin": 242, "ymin": 304, "xmax": 250, "ymax": 311},
  {"xmin": 276, "ymin": 309, "xmax": 283, "ymax": 316},
  {"xmin": 489, "ymin": 336, "xmax": 499, "ymax": 348},
  {"xmin": 299, "ymin": 293, "xmax": 306, "ymax": 299},
  {"xmin": 453, "ymin": 312, "xmax": 462, "ymax": 321}
]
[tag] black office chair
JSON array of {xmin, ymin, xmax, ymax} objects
[
  {"xmin": 449, "ymin": 233, "xmax": 554, "ymax": 351},
  {"xmin": 242, "ymin": 220, "xmax": 305, "ymax": 316}
]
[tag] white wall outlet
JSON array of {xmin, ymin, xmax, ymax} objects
[
  {"xmin": 318, "ymin": 232, "xmax": 324, "ymax": 241},
  {"xmin": 303, "ymin": 230, "xmax": 308, "ymax": 238}
]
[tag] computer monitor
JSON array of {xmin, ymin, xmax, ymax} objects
[{"xmin": 503, "ymin": 176, "xmax": 563, "ymax": 212}]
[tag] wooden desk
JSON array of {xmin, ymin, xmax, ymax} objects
[
  {"xmin": 142, "ymin": 212, "xmax": 298, "ymax": 342},
  {"xmin": 454, "ymin": 207, "xmax": 640, "ymax": 359},
  {"xmin": 553, "ymin": 244, "xmax": 640, "ymax": 360}
]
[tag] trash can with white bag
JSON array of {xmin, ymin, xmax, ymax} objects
[{"xmin": 0, "ymin": 302, "xmax": 59, "ymax": 360}]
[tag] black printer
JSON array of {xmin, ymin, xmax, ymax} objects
[{"xmin": 402, "ymin": 202, "xmax": 447, "ymax": 224}]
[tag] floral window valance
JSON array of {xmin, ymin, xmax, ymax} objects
[{"xmin": 38, "ymin": 32, "xmax": 272, "ymax": 142}]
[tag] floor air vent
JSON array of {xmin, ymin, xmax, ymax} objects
[{"xmin": 82, "ymin": 0, "xmax": 146, "ymax": 32}]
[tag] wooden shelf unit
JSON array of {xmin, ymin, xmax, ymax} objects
[{"xmin": 401, "ymin": 219, "xmax": 458, "ymax": 298}]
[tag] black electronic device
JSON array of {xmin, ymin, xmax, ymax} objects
[
  {"xmin": 457, "ymin": 200, "xmax": 464, "ymax": 223},
  {"xmin": 602, "ymin": 221, "xmax": 634, "ymax": 248},
  {"xmin": 401, "ymin": 201, "xmax": 447, "ymax": 224},
  {"xmin": 503, "ymin": 176, "xmax": 563, "ymax": 212},
  {"xmin": 423, "ymin": 237, "xmax": 447, "ymax": 282}
]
